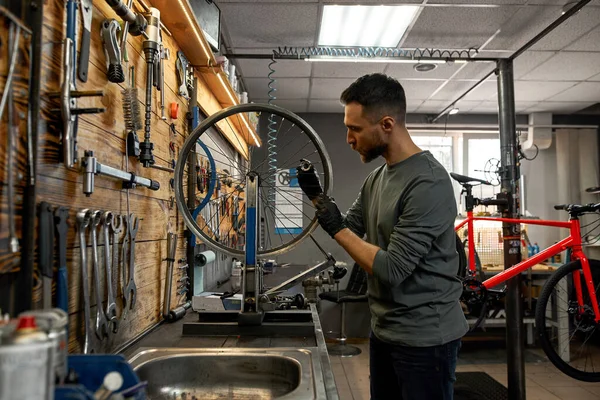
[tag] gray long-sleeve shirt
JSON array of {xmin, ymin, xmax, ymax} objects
[{"xmin": 345, "ymin": 151, "xmax": 468, "ymax": 347}]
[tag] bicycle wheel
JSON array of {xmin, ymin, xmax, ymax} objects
[
  {"xmin": 456, "ymin": 235, "xmax": 489, "ymax": 331},
  {"xmin": 456, "ymin": 233, "xmax": 467, "ymax": 277},
  {"xmin": 457, "ymin": 238, "xmax": 484, "ymax": 281},
  {"xmin": 174, "ymin": 103, "xmax": 333, "ymax": 258},
  {"xmin": 536, "ymin": 260, "xmax": 600, "ymax": 382}
]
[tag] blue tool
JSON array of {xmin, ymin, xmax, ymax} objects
[{"xmin": 55, "ymin": 206, "xmax": 69, "ymax": 313}]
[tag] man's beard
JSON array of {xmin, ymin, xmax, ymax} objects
[{"xmin": 360, "ymin": 143, "xmax": 387, "ymax": 163}]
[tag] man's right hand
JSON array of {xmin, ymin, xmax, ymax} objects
[{"xmin": 296, "ymin": 159, "xmax": 323, "ymax": 201}]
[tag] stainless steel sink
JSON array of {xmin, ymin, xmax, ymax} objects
[{"xmin": 128, "ymin": 348, "xmax": 328, "ymax": 400}]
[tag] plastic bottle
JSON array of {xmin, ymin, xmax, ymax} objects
[{"xmin": 527, "ymin": 244, "xmax": 534, "ymax": 258}]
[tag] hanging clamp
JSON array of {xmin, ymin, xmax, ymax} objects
[
  {"xmin": 82, "ymin": 150, "xmax": 160, "ymax": 196},
  {"xmin": 48, "ymin": 38, "xmax": 105, "ymax": 168}
]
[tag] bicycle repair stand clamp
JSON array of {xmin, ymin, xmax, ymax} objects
[
  {"xmin": 48, "ymin": 38, "xmax": 105, "ymax": 168},
  {"xmin": 82, "ymin": 150, "xmax": 160, "ymax": 196}
]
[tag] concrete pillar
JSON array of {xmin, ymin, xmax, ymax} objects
[
  {"xmin": 555, "ymin": 129, "xmax": 580, "ymax": 207},
  {"xmin": 578, "ymin": 129, "xmax": 599, "ymax": 206}
]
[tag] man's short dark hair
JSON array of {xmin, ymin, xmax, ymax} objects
[{"xmin": 340, "ymin": 73, "xmax": 407, "ymax": 124}]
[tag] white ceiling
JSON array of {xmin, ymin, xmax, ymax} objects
[{"xmin": 219, "ymin": 0, "xmax": 600, "ymax": 114}]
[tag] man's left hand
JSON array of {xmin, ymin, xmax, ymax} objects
[{"xmin": 315, "ymin": 194, "xmax": 346, "ymax": 238}]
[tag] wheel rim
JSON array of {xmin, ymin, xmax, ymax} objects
[
  {"xmin": 174, "ymin": 103, "xmax": 333, "ymax": 258},
  {"xmin": 537, "ymin": 261, "xmax": 600, "ymax": 380}
]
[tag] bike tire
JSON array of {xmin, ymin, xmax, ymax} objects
[
  {"xmin": 536, "ymin": 259, "xmax": 600, "ymax": 382},
  {"xmin": 456, "ymin": 233, "xmax": 467, "ymax": 278},
  {"xmin": 456, "ymin": 234, "xmax": 488, "ymax": 331},
  {"xmin": 173, "ymin": 103, "xmax": 333, "ymax": 258},
  {"xmin": 457, "ymin": 238, "xmax": 484, "ymax": 281}
]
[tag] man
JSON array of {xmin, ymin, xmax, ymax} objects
[{"xmin": 297, "ymin": 73, "xmax": 467, "ymax": 400}]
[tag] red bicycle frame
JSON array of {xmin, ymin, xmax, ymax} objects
[{"xmin": 455, "ymin": 211, "xmax": 600, "ymax": 322}]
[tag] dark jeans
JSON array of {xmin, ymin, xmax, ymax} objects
[{"xmin": 370, "ymin": 332, "xmax": 461, "ymax": 400}]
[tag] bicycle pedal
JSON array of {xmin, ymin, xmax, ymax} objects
[{"xmin": 488, "ymin": 287, "xmax": 507, "ymax": 298}]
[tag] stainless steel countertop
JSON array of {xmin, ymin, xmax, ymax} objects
[{"xmin": 122, "ymin": 303, "xmax": 339, "ymax": 399}]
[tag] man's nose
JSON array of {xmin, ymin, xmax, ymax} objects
[{"xmin": 346, "ymin": 130, "xmax": 354, "ymax": 145}]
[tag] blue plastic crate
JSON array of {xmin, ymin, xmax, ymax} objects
[{"xmin": 55, "ymin": 354, "xmax": 146, "ymax": 400}]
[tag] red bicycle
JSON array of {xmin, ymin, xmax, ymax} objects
[{"xmin": 451, "ymin": 172, "xmax": 600, "ymax": 382}]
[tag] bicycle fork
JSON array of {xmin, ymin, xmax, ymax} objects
[{"xmin": 571, "ymin": 253, "xmax": 600, "ymax": 323}]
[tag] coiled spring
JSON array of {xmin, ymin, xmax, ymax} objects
[
  {"xmin": 267, "ymin": 51, "xmax": 278, "ymax": 206},
  {"xmin": 274, "ymin": 46, "xmax": 479, "ymax": 60}
]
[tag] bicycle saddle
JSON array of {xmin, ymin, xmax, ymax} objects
[{"xmin": 450, "ymin": 172, "xmax": 491, "ymax": 186}]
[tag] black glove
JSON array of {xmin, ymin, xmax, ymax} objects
[
  {"xmin": 315, "ymin": 194, "xmax": 346, "ymax": 238},
  {"xmin": 296, "ymin": 159, "xmax": 323, "ymax": 201}
]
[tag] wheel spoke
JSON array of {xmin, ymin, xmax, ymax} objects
[
  {"xmin": 270, "ymin": 186, "xmax": 316, "ymax": 221},
  {"xmin": 224, "ymin": 114, "xmax": 250, "ymax": 160},
  {"xmin": 260, "ymin": 190, "xmax": 304, "ymax": 239},
  {"xmin": 260, "ymin": 191, "xmax": 287, "ymax": 246},
  {"xmin": 260, "ymin": 184, "xmax": 317, "ymax": 209}
]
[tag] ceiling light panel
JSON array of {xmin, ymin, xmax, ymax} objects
[{"xmin": 318, "ymin": 5, "xmax": 420, "ymax": 47}]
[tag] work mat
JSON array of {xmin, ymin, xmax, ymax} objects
[
  {"xmin": 454, "ymin": 372, "xmax": 508, "ymax": 400},
  {"xmin": 458, "ymin": 341, "xmax": 547, "ymax": 364}
]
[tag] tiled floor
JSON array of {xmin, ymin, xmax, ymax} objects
[{"xmin": 328, "ymin": 342, "xmax": 600, "ymax": 400}]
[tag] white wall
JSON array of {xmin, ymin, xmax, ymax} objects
[
  {"xmin": 520, "ymin": 137, "xmax": 560, "ymax": 250},
  {"xmin": 520, "ymin": 129, "xmax": 599, "ymax": 251},
  {"xmin": 555, "ymin": 129, "xmax": 600, "ymax": 259}
]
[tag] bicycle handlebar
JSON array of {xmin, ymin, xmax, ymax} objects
[
  {"xmin": 554, "ymin": 203, "xmax": 600, "ymax": 214},
  {"xmin": 478, "ymin": 198, "xmax": 508, "ymax": 207}
]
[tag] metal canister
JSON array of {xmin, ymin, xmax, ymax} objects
[
  {"xmin": 232, "ymin": 260, "xmax": 243, "ymax": 292},
  {"xmin": 21, "ymin": 308, "xmax": 69, "ymax": 384},
  {"xmin": 0, "ymin": 316, "xmax": 54, "ymax": 400}
]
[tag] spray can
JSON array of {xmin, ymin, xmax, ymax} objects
[
  {"xmin": 20, "ymin": 308, "xmax": 69, "ymax": 384},
  {"xmin": 0, "ymin": 315, "xmax": 54, "ymax": 400},
  {"xmin": 232, "ymin": 260, "xmax": 243, "ymax": 292}
]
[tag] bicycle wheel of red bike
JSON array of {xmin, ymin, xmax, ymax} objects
[{"xmin": 536, "ymin": 259, "xmax": 600, "ymax": 382}]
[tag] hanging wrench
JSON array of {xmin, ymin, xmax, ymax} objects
[
  {"xmin": 110, "ymin": 215, "xmax": 124, "ymax": 325},
  {"xmin": 101, "ymin": 211, "xmax": 118, "ymax": 333},
  {"xmin": 120, "ymin": 215, "xmax": 130, "ymax": 320},
  {"xmin": 124, "ymin": 213, "xmax": 139, "ymax": 310},
  {"xmin": 90, "ymin": 210, "xmax": 108, "ymax": 340},
  {"xmin": 76, "ymin": 209, "xmax": 93, "ymax": 354}
]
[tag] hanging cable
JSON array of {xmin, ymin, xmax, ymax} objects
[{"xmin": 267, "ymin": 51, "xmax": 278, "ymax": 209}]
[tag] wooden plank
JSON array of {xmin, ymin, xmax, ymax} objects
[
  {"xmin": 145, "ymin": 0, "xmax": 216, "ymax": 67},
  {"xmin": 199, "ymin": 68, "xmax": 260, "ymax": 148},
  {"xmin": 143, "ymin": 0, "xmax": 258, "ymax": 151},
  {"xmin": 2, "ymin": 0, "xmax": 230, "ymax": 354},
  {"xmin": 37, "ymin": 174, "xmax": 178, "ymax": 243},
  {"xmin": 0, "ymin": 18, "xmax": 34, "ymax": 274}
]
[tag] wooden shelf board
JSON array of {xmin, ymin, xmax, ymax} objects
[
  {"xmin": 147, "ymin": 0, "xmax": 260, "ymax": 153},
  {"xmin": 199, "ymin": 67, "xmax": 261, "ymax": 148}
]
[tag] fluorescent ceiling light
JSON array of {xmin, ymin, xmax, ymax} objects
[
  {"xmin": 305, "ymin": 57, "xmax": 466, "ymax": 64},
  {"xmin": 318, "ymin": 5, "xmax": 419, "ymax": 47},
  {"xmin": 449, "ymin": 107, "xmax": 460, "ymax": 115}
]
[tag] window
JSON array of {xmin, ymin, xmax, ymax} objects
[
  {"xmin": 467, "ymin": 138, "xmax": 501, "ymax": 200},
  {"xmin": 413, "ymin": 136, "xmax": 453, "ymax": 172}
]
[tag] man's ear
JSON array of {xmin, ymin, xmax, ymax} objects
[{"xmin": 380, "ymin": 116, "xmax": 395, "ymax": 132}]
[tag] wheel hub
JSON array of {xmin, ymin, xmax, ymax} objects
[{"xmin": 568, "ymin": 302, "xmax": 597, "ymax": 333}]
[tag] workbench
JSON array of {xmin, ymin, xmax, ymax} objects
[{"xmin": 120, "ymin": 264, "xmax": 339, "ymax": 399}]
